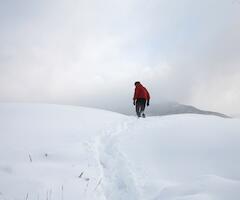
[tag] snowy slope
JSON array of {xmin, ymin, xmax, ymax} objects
[{"xmin": 0, "ymin": 103, "xmax": 240, "ymax": 200}]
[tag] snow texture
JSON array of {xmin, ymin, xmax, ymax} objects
[{"xmin": 0, "ymin": 103, "xmax": 240, "ymax": 200}]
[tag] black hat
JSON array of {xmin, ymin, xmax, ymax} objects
[{"xmin": 134, "ymin": 81, "xmax": 140, "ymax": 86}]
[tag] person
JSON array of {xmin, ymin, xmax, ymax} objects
[{"xmin": 133, "ymin": 81, "xmax": 150, "ymax": 118}]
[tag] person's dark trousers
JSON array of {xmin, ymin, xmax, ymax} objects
[{"xmin": 136, "ymin": 98, "xmax": 146, "ymax": 117}]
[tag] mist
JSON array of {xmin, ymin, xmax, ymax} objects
[{"xmin": 0, "ymin": 0, "xmax": 240, "ymax": 115}]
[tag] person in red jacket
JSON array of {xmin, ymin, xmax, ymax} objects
[{"xmin": 133, "ymin": 81, "xmax": 150, "ymax": 118}]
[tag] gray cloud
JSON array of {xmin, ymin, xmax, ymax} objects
[{"xmin": 0, "ymin": 0, "xmax": 240, "ymax": 115}]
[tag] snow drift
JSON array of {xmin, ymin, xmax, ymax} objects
[{"xmin": 0, "ymin": 103, "xmax": 240, "ymax": 200}]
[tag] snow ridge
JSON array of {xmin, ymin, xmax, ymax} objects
[{"xmin": 1, "ymin": 104, "xmax": 240, "ymax": 200}]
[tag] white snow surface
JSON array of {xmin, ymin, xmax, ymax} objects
[{"xmin": 0, "ymin": 103, "xmax": 240, "ymax": 200}]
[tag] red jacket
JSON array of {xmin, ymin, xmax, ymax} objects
[{"xmin": 133, "ymin": 84, "xmax": 150, "ymax": 100}]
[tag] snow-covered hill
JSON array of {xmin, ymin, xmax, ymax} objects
[{"xmin": 0, "ymin": 103, "xmax": 240, "ymax": 200}]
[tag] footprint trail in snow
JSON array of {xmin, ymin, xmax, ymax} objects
[{"xmin": 95, "ymin": 118, "xmax": 140, "ymax": 200}]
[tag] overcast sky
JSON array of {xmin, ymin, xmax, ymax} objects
[{"xmin": 0, "ymin": 0, "xmax": 240, "ymax": 115}]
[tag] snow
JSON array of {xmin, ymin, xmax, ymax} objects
[{"xmin": 0, "ymin": 103, "xmax": 240, "ymax": 200}]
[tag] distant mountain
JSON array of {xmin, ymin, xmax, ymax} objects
[
  {"xmin": 147, "ymin": 102, "xmax": 230, "ymax": 118},
  {"xmin": 103, "ymin": 102, "xmax": 230, "ymax": 118}
]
